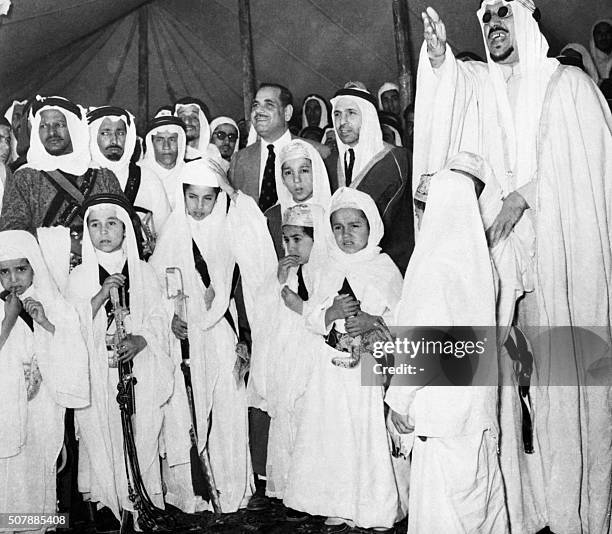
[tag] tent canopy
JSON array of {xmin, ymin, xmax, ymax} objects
[{"xmin": 1, "ymin": 0, "xmax": 610, "ymax": 125}]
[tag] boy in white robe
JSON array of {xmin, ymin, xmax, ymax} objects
[
  {"xmin": 283, "ymin": 187, "xmax": 405, "ymax": 533},
  {"xmin": 257, "ymin": 204, "xmax": 327, "ymax": 518},
  {"xmin": 0, "ymin": 230, "xmax": 89, "ymax": 533},
  {"xmin": 264, "ymin": 138, "xmax": 331, "ymax": 258},
  {"xmin": 150, "ymin": 159, "xmax": 253, "ymax": 513},
  {"xmin": 66, "ymin": 194, "xmax": 173, "ymax": 529},
  {"xmin": 385, "ymin": 168, "xmax": 508, "ymax": 534}
]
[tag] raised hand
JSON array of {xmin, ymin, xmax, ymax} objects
[
  {"xmin": 3, "ymin": 292, "xmax": 22, "ymax": 325},
  {"xmin": 216, "ymin": 168, "xmax": 238, "ymax": 199},
  {"xmin": 422, "ymin": 6, "xmax": 447, "ymax": 66},
  {"xmin": 277, "ymin": 255, "xmax": 300, "ymax": 285}
]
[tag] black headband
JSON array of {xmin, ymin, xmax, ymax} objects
[
  {"xmin": 82, "ymin": 193, "xmax": 134, "ymax": 218},
  {"xmin": 86, "ymin": 106, "xmax": 132, "ymax": 126},
  {"xmin": 332, "ymin": 88, "xmax": 378, "ymax": 109},
  {"xmin": 145, "ymin": 116, "xmax": 186, "ymax": 135},
  {"xmin": 31, "ymin": 97, "xmax": 82, "ymax": 120}
]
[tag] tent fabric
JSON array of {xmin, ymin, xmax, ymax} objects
[{"xmin": 0, "ymin": 0, "xmax": 610, "ymax": 126}]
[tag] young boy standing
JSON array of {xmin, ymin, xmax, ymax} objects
[
  {"xmin": 66, "ymin": 194, "xmax": 173, "ymax": 530},
  {"xmin": 0, "ymin": 230, "xmax": 89, "ymax": 533}
]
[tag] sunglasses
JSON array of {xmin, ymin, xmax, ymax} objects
[
  {"xmin": 482, "ymin": 5, "xmax": 512, "ymax": 23},
  {"xmin": 213, "ymin": 131, "xmax": 238, "ymax": 142}
]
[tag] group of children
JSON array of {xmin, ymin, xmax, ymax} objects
[{"xmin": 1, "ymin": 138, "xmax": 508, "ymax": 534}]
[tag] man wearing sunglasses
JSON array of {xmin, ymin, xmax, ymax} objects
[
  {"xmin": 391, "ymin": 1, "xmax": 612, "ymax": 534},
  {"xmin": 209, "ymin": 116, "xmax": 240, "ymax": 163}
]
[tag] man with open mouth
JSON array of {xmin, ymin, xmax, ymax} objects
[{"xmin": 394, "ymin": 2, "xmax": 612, "ymax": 533}]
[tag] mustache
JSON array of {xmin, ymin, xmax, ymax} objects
[
  {"xmin": 46, "ymin": 135, "xmax": 64, "ymax": 142},
  {"xmin": 488, "ymin": 25, "xmax": 508, "ymax": 37},
  {"xmin": 105, "ymin": 145, "xmax": 123, "ymax": 151}
]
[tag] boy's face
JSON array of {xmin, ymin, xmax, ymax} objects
[
  {"xmin": 0, "ymin": 258, "xmax": 34, "ymax": 295},
  {"xmin": 331, "ymin": 207, "xmax": 370, "ymax": 254},
  {"xmin": 282, "ymin": 225, "xmax": 314, "ymax": 264},
  {"xmin": 87, "ymin": 207, "xmax": 125, "ymax": 253},
  {"xmin": 281, "ymin": 157, "xmax": 313, "ymax": 203},
  {"xmin": 184, "ymin": 184, "xmax": 218, "ymax": 221}
]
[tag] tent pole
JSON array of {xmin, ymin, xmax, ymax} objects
[
  {"xmin": 138, "ymin": 3, "xmax": 149, "ymax": 133},
  {"xmin": 238, "ymin": 0, "xmax": 256, "ymax": 121},
  {"xmin": 392, "ymin": 0, "xmax": 414, "ymax": 112}
]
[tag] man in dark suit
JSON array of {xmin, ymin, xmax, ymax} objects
[
  {"xmin": 228, "ymin": 83, "xmax": 295, "ymax": 511},
  {"xmin": 229, "ymin": 83, "xmax": 333, "ymax": 515},
  {"xmin": 229, "ymin": 83, "xmax": 295, "ymax": 210},
  {"xmin": 229, "ymin": 83, "xmax": 333, "ymax": 206}
]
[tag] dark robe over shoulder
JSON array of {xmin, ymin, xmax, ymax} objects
[{"xmin": 326, "ymin": 145, "xmax": 415, "ymax": 274}]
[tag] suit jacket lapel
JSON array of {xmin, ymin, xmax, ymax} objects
[{"xmin": 247, "ymin": 141, "xmax": 261, "ymax": 202}]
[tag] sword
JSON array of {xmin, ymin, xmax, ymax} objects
[
  {"xmin": 166, "ymin": 267, "xmax": 222, "ymax": 514},
  {"xmin": 504, "ymin": 326, "xmax": 534, "ymax": 454}
]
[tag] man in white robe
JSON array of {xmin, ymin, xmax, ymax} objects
[
  {"xmin": 209, "ymin": 116, "xmax": 239, "ymax": 166},
  {"xmin": 87, "ymin": 106, "xmax": 170, "ymax": 245},
  {"xmin": 0, "ymin": 230, "xmax": 89, "ymax": 533},
  {"xmin": 416, "ymin": 2, "xmax": 612, "ymax": 532},
  {"xmin": 174, "ymin": 97, "xmax": 223, "ymax": 165}
]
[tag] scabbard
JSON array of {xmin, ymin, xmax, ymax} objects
[{"xmin": 179, "ymin": 338, "xmax": 221, "ymax": 511}]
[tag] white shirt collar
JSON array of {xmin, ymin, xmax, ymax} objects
[{"xmin": 260, "ymin": 128, "xmax": 292, "ymax": 155}]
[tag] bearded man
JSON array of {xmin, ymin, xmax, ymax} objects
[
  {"xmin": 88, "ymin": 106, "xmax": 170, "ymax": 251},
  {"xmin": 390, "ymin": 3, "xmax": 612, "ymax": 533},
  {"xmin": 0, "ymin": 96, "xmax": 124, "ymax": 273}
]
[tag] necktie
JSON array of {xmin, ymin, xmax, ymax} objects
[
  {"xmin": 259, "ymin": 144, "xmax": 277, "ymax": 212},
  {"xmin": 344, "ymin": 148, "xmax": 355, "ymax": 187},
  {"xmin": 297, "ymin": 265, "xmax": 309, "ymax": 301}
]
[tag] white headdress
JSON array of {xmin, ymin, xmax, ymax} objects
[
  {"xmin": 560, "ymin": 42, "xmax": 600, "ymax": 84},
  {"xmin": 330, "ymin": 88, "xmax": 384, "ymax": 180},
  {"xmin": 275, "ymin": 138, "xmax": 331, "ymax": 215},
  {"xmin": 301, "ymin": 94, "xmax": 330, "ymax": 129},
  {"xmin": 209, "ymin": 116, "xmax": 240, "ymax": 157},
  {"xmin": 476, "ymin": 0, "xmax": 558, "ymax": 190},
  {"xmin": 25, "ymin": 96, "xmax": 90, "ymax": 176},
  {"xmin": 87, "ymin": 106, "xmax": 137, "ymax": 187},
  {"xmin": 377, "ymin": 82, "xmax": 400, "ymax": 111}
]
